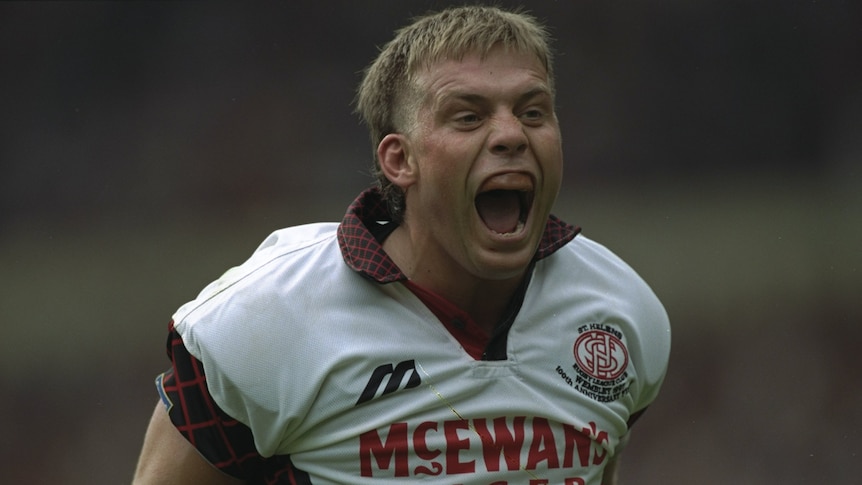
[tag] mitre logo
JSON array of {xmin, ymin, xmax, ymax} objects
[
  {"xmin": 356, "ymin": 360, "xmax": 421, "ymax": 406},
  {"xmin": 556, "ymin": 324, "xmax": 631, "ymax": 402}
]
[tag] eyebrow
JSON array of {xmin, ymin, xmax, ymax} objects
[{"xmin": 435, "ymin": 86, "xmax": 553, "ymax": 109}]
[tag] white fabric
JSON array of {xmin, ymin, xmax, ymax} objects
[{"xmin": 173, "ymin": 223, "xmax": 670, "ymax": 484}]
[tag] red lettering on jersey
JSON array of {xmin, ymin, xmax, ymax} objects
[
  {"xmin": 359, "ymin": 417, "xmax": 610, "ymax": 478},
  {"xmin": 444, "ymin": 419, "xmax": 475, "ymax": 474},
  {"xmin": 526, "ymin": 417, "xmax": 559, "ymax": 469},
  {"xmin": 413, "ymin": 421, "xmax": 443, "ymax": 476},
  {"xmin": 474, "ymin": 416, "xmax": 526, "ymax": 471},
  {"xmin": 585, "ymin": 421, "xmax": 609, "ymax": 465},
  {"xmin": 359, "ymin": 423, "xmax": 409, "ymax": 477},
  {"xmin": 562, "ymin": 423, "xmax": 591, "ymax": 467}
]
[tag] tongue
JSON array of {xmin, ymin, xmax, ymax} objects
[{"xmin": 475, "ymin": 190, "xmax": 521, "ymax": 234}]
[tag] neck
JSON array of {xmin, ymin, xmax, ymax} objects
[{"xmin": 382, "ymin": 224, "xmax": 527, "ymax": 333}]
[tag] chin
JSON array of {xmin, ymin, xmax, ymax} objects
[{"xmin": 472, "ymin": 248, "xmax": 535, "ymax": 281}]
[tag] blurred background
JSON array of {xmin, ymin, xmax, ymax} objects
[{"xmin": 1, "ymin": 1, "xmax": 860, "ymax": 483}]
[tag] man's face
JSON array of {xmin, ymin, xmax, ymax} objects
[{"xmin": 392, "ymin": 46, "xmax": 564, "ymax": 284}]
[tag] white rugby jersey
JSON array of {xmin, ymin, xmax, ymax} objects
[{"xmin": 167, "ymin": 189, "xmax": 671, "ymax": 484}]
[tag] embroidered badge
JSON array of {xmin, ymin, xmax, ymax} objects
[
  {"xmin": 557, "ymin": 324, "xmax": 631, "ymax": 402},
  {"xmin": 575, "ymin": 327, "xmax": 628, "ymax": 380}
]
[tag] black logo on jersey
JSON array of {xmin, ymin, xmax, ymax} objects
[{"xmin": 356, "ymin": 360, "xmax": 421, "ymax": 406}]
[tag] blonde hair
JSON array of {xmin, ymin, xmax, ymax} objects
[{"xmin": 355, "ymin": 5, "xmax": 555, "ymax": 220}]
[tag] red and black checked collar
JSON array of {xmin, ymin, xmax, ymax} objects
[{"xmin": 337, "ymin": 188, "xmax": 580, "ymax": 284}]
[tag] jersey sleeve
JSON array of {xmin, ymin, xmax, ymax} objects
[
  {"xmin": 156, "ymin": 321, "xmax": 267, "ymax": 479},
  {"xmin": 628, "ymin": 283, "xmax": 672, "ymax": 417}
]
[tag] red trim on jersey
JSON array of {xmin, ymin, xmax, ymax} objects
[
  {"xmin": 403, "ymin": 280, "xmax": 490, "ymax": 359},
  {"xmin": 338, "ymin": 188, "xmax": 581, "ymax": 359},
  {"xmin": 338, "ymin": 188, "xmax": 579, "ymax": 360}
]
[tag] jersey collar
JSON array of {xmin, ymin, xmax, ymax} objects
[{"xmin": 337, "ymin": 188, "xmax": 580, "ymax": 283}]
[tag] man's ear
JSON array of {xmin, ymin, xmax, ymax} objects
[{"xmin": 377, "ymin": 133, "xmax": 417, "ymax": 190}]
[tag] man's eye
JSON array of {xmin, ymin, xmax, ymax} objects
[
  {"xmin": 458, "ymin": 113, "xmax": 481, "ymax": 124},
  {"xmin": 522, "ymin": 109, "xmax": 544, "ymax": 120}
]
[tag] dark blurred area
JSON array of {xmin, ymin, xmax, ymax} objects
[{"xmin": 1, "ymin": 1, "xmax": 859, "ymax": 483}]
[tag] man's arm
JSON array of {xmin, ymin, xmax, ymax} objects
[{"xmin": 133, "ymin": 402, "xmax": 246, "ymax": 485}]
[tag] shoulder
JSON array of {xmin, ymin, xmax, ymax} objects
[
  {"xmin": 554, "ymin": 233, "xmax": 671, "ymax": 341},
  {"xmin": 546, "ymin": 235, "xmax": 658, "ymax": 301},
  {"xmin": 171, "ymin": 223, "xmax": 346, "ymax": 357},
  {"xmin": 167, "ymin": 223, "xmax": 361, "ymax": 440},
  {"xmin": 537, "ymin": 234, "xmax": 672, "ymax": 409},
  {"xmin": 553, "ymin": 234, "xmax": 638, "ymax": 273},
  {"xmin": 174, "ymin": 224, "xmax": 337, "ymax": 318}
]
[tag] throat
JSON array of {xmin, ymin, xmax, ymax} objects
[{"xmin": 404, "ymin": 266, "xmax": 534, "ymax": 360}]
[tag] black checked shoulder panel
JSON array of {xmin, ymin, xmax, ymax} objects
[{"xmin": 161, "ymin": 323, "xmax": 312, "ymax": 483}]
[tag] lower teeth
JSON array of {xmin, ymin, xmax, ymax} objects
[{"xmin": 493, "ymin": 220, "xmax": 525, "ymax": 236}]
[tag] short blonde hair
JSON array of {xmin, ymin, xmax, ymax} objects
[{"xmin": 355, "ymin": 5, "xmax": 555, "ymax": 220}]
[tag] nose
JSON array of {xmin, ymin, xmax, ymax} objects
[{"xmin": 489, "ymin": 114, "xmax": 528, "ymax": 156}]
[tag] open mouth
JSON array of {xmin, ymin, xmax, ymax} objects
[{"xmin": 474, "ymin": 189, "xmax": 533, "ymax": 235}]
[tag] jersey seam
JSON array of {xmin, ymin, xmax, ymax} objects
[{"xmin": 177, "ymin": 230, "xmax": 337, "ymax": 329}]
